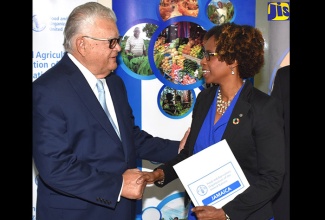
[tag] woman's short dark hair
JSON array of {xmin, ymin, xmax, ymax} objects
[{"xmin": 203, "ymin": 22, "xmax": 265, "ymax": 78}]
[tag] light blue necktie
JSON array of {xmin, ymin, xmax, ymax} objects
[{"xmin": 96, "ymin": 79, "xmax": 121, "ymax": 139}]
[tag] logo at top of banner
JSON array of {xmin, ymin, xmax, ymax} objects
[
  {"xmin": 32, "ymin": 14, "xmax": 46, "ymax": 32},
  {"xmin": 267, "ymin": 2, "xmax": 290, "ymax": 21}
]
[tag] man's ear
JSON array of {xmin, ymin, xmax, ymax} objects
[{"xmin": 76, "ymin": 37, "xmax": 87, "ymax": 56}]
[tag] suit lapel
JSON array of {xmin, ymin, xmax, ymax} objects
[
  {"xmin": 223, "ymin": 81, "xmax": 251, "ymax": 140},
  {"xmin": 188, "ymin": 86, "xmax": 217, "ymax": 154},
  {"xmin": 105, "ymin": 75, "xmax": 129, "ymax": 161},
  {"xmin": 68, "ymin": 66, "xmax": 121, "ymax": 144},
  {"xmin": 223, "ymin": 99, "xmax": 250, "ymax": 139}
]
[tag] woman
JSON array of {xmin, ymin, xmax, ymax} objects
[{"xmin": 142, "ymin": 23, "xmax": 285, "ymax": 220}]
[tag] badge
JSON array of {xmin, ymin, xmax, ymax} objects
[{"xmin": 233, "ymin": 118, "xmax": 240, "ymax": 124}]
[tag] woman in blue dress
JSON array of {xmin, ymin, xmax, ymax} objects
[{"xmin": 142, "ymin": 23, "xmax": 285, "ymax": 220}]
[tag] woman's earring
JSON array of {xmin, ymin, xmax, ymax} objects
[
  {"xmin": 230, "ymin": 65, "xmax": 237, "ymax": 75},
  {"xmin": 230, "ymin": 67, "xmax": 235, "ymax": 75}
]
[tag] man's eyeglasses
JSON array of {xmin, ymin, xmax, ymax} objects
[
  {"xmin": 82, "ymin": 36, "xmax": 122, "ymax": 49},
  {"xmin": 203, "ymin": 51, "xmax": 218, "ymax": 61}
]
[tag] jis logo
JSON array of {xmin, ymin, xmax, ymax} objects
[{"xmin": 267, "ymin": 2, "xmax": 290, "ymax": 21}]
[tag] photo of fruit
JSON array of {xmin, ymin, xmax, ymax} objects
[{"xmin": 153, "ymin": 22, "xmax": 206, "ymax": 86}]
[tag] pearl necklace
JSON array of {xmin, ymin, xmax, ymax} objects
[
  {"xmin": 216, "ymin": 80, "xmax": 245, "ymax": 115},
  {"xmin": 217, "ymin": 89, "xmax": 231, "ymax": 115}
]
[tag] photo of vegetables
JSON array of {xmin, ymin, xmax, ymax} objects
[
  {"xmin": 121, "ymin": 23, "xmax": 158, "ymax": 76},
  {"xmin": 207, "ymin": 0, "xmax": 234, "ymax": 25},
  {"xmin": 154, "ymin": 21, "xmax": 206, "ymax": 86}
]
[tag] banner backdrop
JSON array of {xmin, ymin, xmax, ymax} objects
[
  {"xmin": 32, "ymin": 0, "xmax": 256, "ymax": 219},
  {"xmin": 112, "ymin": 1, "xmax": 255, "ymax": 219}
]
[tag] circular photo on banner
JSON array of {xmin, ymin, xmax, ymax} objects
[
  {"xmin": 152, "ymin": 21, "xmax": 206, "ymax": 90},
  {"xmin": 142, "ymin": 207, "xmax": 162, "ymax": 220},
  {"xmin": 207, "ymin": 0, "xmax": 235, "ymax": 25},
  {"xmin": 158, "ymin": 0, "xmax": 199, "ymax": 21},
  {"xmin": 157, "ymin": 192, "xmax": 188, "ymax": 220},
  {"xmin": 158, "ymin": 85, "xmax": 195, "ymax": 119},
  {"xmin": 120, "ymin": 23, "xmax": 158, "ymax": 79}
]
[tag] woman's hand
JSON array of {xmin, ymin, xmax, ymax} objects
[
  {"xmin": 179, "ymin": 127, "xmax": 190, "ymax": 153},
  {"xmin": 191, "ymin": 206, "xmax": 227, "ymax": 220},
  {"xmin": 136, "ymin": 169, "xmax": 164, "ymax": 185}
]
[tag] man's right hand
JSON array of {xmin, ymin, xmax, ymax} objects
[{"xmin": 121, "ymin": 168, "xmax": 147, "ymax": 200}]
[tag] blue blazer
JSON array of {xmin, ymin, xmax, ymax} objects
[
  {"xmin": 33, "ymin": 53, "xmax": 179, "ymax": 220},
  {"xmin": 155, "ymin": 80, "xmax": 285, "ymax": 220}
]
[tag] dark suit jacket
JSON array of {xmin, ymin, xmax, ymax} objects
[
  {"xmin": 32, "ymin": 53, "xmax": 179, "ymax": 220},
  {"xmin": 270, "ymin": 65, "xmax": 290, "ymax": 220},
  {"xmin": 155, "ymin": 80, "xmax": 285, "ymax": 220}
]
